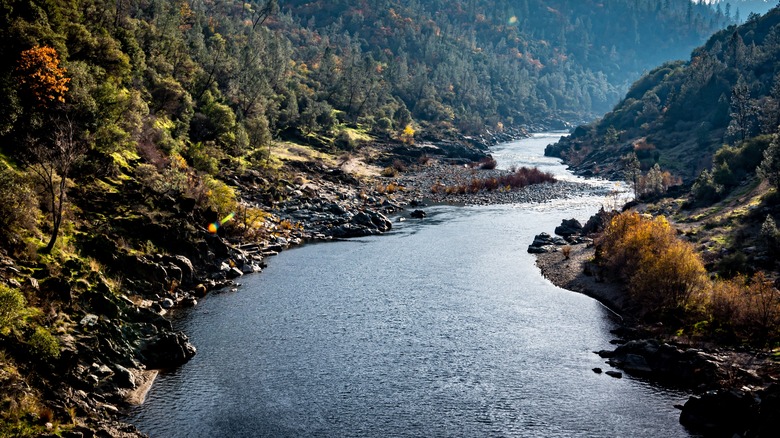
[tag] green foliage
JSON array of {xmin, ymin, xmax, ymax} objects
[
  {"xmin": 0, "ymin": 163, "xmax": 38, "ymax": 244},
  {"xmin": 553, "ymin": 7, "xmax": 780, "ymax": 182},
  {"xmin": 27, "ymin": 326, "xmax": 60, "ymax": 360},
  {"xmin": 758, "ymin": 134, "xmax": 780, "ymax": 188},
  {"xmin": 0, "ymin": 285, "xmax": 26, "ymax": 333},
  {"xmin": 202, "ymin": 176, "xmax": 238, "ymax": 218},
  {"xmin": 760, "ymin": 214, "xmax": 780, "ymax": 254},
  {"xmin": 692, "ymin": 169, "xmax": 724, "ymax": 203}
]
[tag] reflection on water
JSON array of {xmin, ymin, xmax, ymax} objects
[{"xmin": 126, "ymin": 135, "xmax": 690, "ymax": 437}]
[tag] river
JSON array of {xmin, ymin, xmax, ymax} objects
[{"xmin": 126, "ymin": 133, "xmax": 691, "ymax": 437}]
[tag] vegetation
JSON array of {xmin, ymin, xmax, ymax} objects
[
  {"xmin": 549, "ymin": 5, "xmax": 780, "ymax": 183},
  {"xmin": 433, "ymin": 166, "xmax": 556, "ymax": 195},
  {"xmin": 0, "ymin": 0, "xmax": 756, "ymax": 435},
  {"xmin": 596, "ymin": 211, "xmax": 780, "ymax": 347}
]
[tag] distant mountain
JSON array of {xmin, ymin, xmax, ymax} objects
[
  {"xmin": 699, "ymin": 1, "xmax": 775, "ymax": 20},
  {"xmin": 547, "ymin": 5, "xmax": 780, "ymax": 183},
  {"xmin": 276, "ymin": 0, "xmax": 730, "ymax": 132}
]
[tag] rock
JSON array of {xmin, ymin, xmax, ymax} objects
[
  {"xmin": 80, "ymin": 314, "xmax": 99, "ymax": 328},
  {"xmin": 81, "ymin": 291, "xmax": 121, "ymax": 319},
  {"xmin": 530, "ymin": 232, "xmax": 553, "ymax": 247},
  {"xmin": 605, "ymin": 370, "xmax": 623, "ymax": 378},
  {"xmin": 141, "ymin": 332, "xmax": 196, "ymax": 369},
  {"xmin": 622, "ymin": 354, "xmax": 653, "ymax": 374},
  {"xmin": 554, "ymin": 218, "xmax": 583, "ymax": 237},
  {"xmin": 193, "ymin": 284, "xmax": 208, "ymax": 297},
  {"xmin": 679, "ymin": 389, "xmax": 756, "ymax": 436},
  {"xmin": 160, "ymin": 298, "xmax": 174, "ymax": 309},
  {"xmin": 112, "ymin": 365, "xmax": 136, "ymax": 389},
  {"xmin": 411, "ymin": 209, "xmax": 427, "ymax": 219},
  {"xmin": 593, "ymin": 368, "xmax": 603, "ymax": 374},
  {"xmin": 227, "ymin": 267, "xmax": 243, "ymax": 278},
  {"xmin": 527, "ymin": 245, "xmax": 553, "ymax": 254}
]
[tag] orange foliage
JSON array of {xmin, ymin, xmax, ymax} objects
[
  {"xmin": 597, "ymin": 212, "xmax": 707, "ymax": 311},
  {"xmin": 16, "ymin": 46, "xmax": 70, "ymax": 106}
]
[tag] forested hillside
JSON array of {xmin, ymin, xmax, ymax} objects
[
  {"xmin": 278, "ymin": 0, "xmax": 730, "ymax": 130},
  {"xmin": 701, "ymin": 0, "xmax": 776, "ymax": 19},
  {"xmin": 548, "ymin": 5, "xmax": 780, "ymax": 184},
  {"xmin": 0, "ymin": 0, "xmax": 741, "ymax": 436}
]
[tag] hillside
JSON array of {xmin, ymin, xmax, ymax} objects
[
  {"xmin": 547, "ymin": 5, "xmax": 780, "ymax": 183},
  {"xmin": 0, "ymin": 0, "xmax": 744, "ymax": 436},
  {"xmin": 278, "ymin": 0, "xmax": 730, "ymax": 129}
]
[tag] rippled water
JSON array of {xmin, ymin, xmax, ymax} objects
[{"xmin": 126, "ymin": 134, "xmax": 691, "ymax": 437}]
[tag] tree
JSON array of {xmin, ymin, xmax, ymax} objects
[
  {"xmin": 621, "ymin": 152, "xmax": 641, "ymax": 199},
  {"xmin": 24, "ymin": 118, "xmax": 87, "ymax": 253},
  {"xmin": 758, "ymin": 134, "xmax": 780, "ymax": 188},
  {"xmin": 15, "ymin": 46, "xmax": 70, "ymax": 107},
  {"xmin": 726, "ymin": 76, "xmax": 758, "ymax": 143}
]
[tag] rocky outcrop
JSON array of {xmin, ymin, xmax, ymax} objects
[
  {"xmin": 140, "ymin": 332, "xmax": 196, "ymax": 369},
  {"xmin": 554, "ymin": 218, "xmax": 583, "ymax": 237},
  {"xmin": 597, "ymin": 339, "xmax": 721, "ymax": 387},
  {"xmin": 679, "ymin": 384, "xmax": 780, "ymax": 437}
]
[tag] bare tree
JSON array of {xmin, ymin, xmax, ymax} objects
[{"xmin": 24, "ymin": 117, "xmax": 87, "ymax": 253}]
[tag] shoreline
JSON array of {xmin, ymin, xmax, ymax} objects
[{"xmin": 534, "ymin": 244, "xmax": 628, "ymax": 318}]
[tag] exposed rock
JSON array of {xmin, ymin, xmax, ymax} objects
[
  {"xmin": 554, "ymin": 218, "xmax": 583, "ymax": 237},
  {"xmin": 227, "ymin": 267, "xmax": 243, "ymax": 278},
  {"xmin": 411, "ymin": 209, "xmax": 427, "ymax": 219},
  {"xmin": 112, "ymin": 365, "xmax": 136, "ymax": 389},
  {"xmin": 593, "ymin": 367, "xmax": 603, "ymax": 374},
  {"xmin": 605, "ymin": 370, "xmax": 623, "ymax": 378},
  {"xmin": 598, "ymin": 339, "xmax": 721, "ymax": 387},
  {"xmin": 679, "ymin": 389, "xmax": 756, "ymax": 436},
  {"xmin": 140, "ymin": 332, "xmax": 196, "ymax": 369}
]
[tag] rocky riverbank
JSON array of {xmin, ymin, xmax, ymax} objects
[{"xmin": 531, "ymin": 217, "xmax": 780, "ymax": 437}]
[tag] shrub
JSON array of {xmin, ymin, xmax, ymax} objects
[
  {"xmin": 478, "ymin": 157, "xmax": 497, "ymax": 170},
  {"xmin": 0, "ymin": 165, "xmax": 38, "ymax": 242},
  {"xmin": 441, "ymin": 167, "xmax": 555, "ymax": 194},
  {"xmin": 27, "ymin": 326, "xmax": 60, "ymax": 360},
  {"xmin": 381, "ymin": 166, "xmax": 398, "ymax": 177},
  {"xmin": 596, "ymin": 212, "xmax": 708, "ymax": 314},
  {"xmin": 201, "ymin": 176, "xmax": 238, "ymax": 218},
  {"xmin": 0, "ymin": 285, "xmax": 26, "ymax": 332}
]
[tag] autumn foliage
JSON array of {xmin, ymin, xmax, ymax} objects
[
  {"xmin": 435, "ymin": 166, "xmax": 556, "ymax": 195},
  {"xmin": 597, "ymin": 212, "xmax": 707, "ymax": 313},
  {"xmin": 16, "ymin": 46, "xmax": 70, "ymax": 106},
  {"xmin": 597, "ymin": 211, "xmax": 780, "ymax": 346}
]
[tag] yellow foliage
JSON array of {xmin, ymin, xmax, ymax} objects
[
  {"xmin": 16, "ymin": 46, "xmax": 70, "ymax": 106},
  {"xmin": 597, "ymin": 211, "xmax": 707, "ymax": 311},
  {"xmin": 401, "ymin": 124, "xmax": 415, "ymax": 145},
  {"xmin": 203, "ymin": 176, "xmax": 237, "ymax": 218}
]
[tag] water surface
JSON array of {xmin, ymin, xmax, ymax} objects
[{"xmin": 127, "ymin": 134, "xmax": 690, "ymax": 437}]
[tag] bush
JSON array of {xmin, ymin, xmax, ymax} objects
[
  {"xmin": 27, "ymin": 326, "xmax": 60, "ymax": 360},
  {"xmin": 0, "ymin": 285, "xmax": 26, "ymax": 332},
  {"xmin": 0, "ymin": 165, "xmax": 38, "ymax": 242},
  {"xmin": 596, "ymin": 212, "xmax": 707, "ymax": 313},
  {"xmin": 478, "ymin": 157, "xmax": 497, "ymax": 170},
  {"xmin": 201, "ymin": 175, "xmax": 238, "ymax": 218}
]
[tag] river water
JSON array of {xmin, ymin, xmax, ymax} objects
[{"xmin": 126, "ymin": 134, "xmax": 691, "ymax": 437}]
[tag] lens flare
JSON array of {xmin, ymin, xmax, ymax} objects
[{"xmin": 208, "ymin": 212, "xmax": 236, "ymax": 234}]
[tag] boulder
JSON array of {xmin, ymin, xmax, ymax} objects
[
  {"xmin": 527, "ymin": 245, "xmax": 552, "ymax": 254},
  {"xmin": 679, "ymin": 389, "xmax": 756, "ymax": 436},
  {"xmin": 227, "ymin": 267, "xmax": 243, "ymax": 279},
  {"xmin": 141, "ymin": 332, "xmax": 196, "ymax": 369},
  {"xmin": 112, "ymin": 365, "xmax": 136, "ymax": 389},
  {"xmin": 554, "ymin": 218, "xmax": 583, "ymax": 237},
  {"xmin": 410, "ymin": 209, "xmax": 427, "ymax": 219}
]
